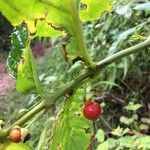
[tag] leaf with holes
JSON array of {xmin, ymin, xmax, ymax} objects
[
  {"xmin": 50, "ymin": 88, "xmax": 93, "ymax": 150},
  {"xmin": 80, "ymin": 0, "xmax": 112, "ymax": 21},
  {"xmin": 0, "ymin": 0, "xmax": 112, "ymax": 66},
  {"xmin": 7, "ymin": 26, "xmax": 29, "ymax": 78}
]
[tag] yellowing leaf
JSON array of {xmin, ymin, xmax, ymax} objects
[
  {"xmin": 36, "ymin": 20, "xmax": 64, "ymax": 37},
  {"xmin": 1, "ymin": 141, "xmax": 32, "ymax": 150},
  {"xmin": 0, "ymin": 0, "xmax": 112, "ymax": 65},
  {"xmin": 80, "ymin": 0, "xmax": 112, "ymax": 21},
  {"xmin": 25, "ymin": 20, "xmax": 36, "ymax": 34}
]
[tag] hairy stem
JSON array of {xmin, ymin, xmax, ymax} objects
[
  {"xmin": 0, "ymin": 101, "xmax": 45, "ymax": 140},
  {"xmin": 0, "ymin": 38, "xmax": 150, "ymax": 140},
  {"xmin": 70, "ymin": 0, "xmax": 96, "ymax": 68},
  {"xmin": 97, "ymin": 38, "xmax": 150, "ymax": 67}
]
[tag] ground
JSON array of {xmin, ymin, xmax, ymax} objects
[{"xmin": 0, "ymin": 61, "xmax": 15, "ymax": 96}]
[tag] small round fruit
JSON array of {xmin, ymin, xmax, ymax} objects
[
  {"xmin": 9, "ymin": 128, "xmax": 21, "ymax": 143},
  {"xmin": 83, "ymin": 102, "xmax": 101, "ymax": 120}
]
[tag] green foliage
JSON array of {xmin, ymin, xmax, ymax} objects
[
  {"xmin": 50, "ymin": 88, "xmax": 93, "ymax": 150},
  {"xmin": 84, "ymin": 0, "xmax": 150, "ymax": 90},
  {"xmin": 80, "ymin": 0, "xmax": 111, "ymax": 21},
  {"xmin": 0, "ymin": 0, "xmax": 149, "ymax": 150},
  {"xmin": 97, "ymin": 133, "xmax": 150, "ymax": 150},
  {"xmin": 0, "ymin": 141, "xmax": 33, "ymax": 150},
  {"xmin": 0, "ymin": 0, "xmax": 111, "ymax": 26},
  {"xmin": 0, "ymin": 0, "xmax": 111, "ymax": 66},
  {"xmin": 111, "ymin": 126, "xmax": 130, "ymax": 137},
  {"xmin": 125, "ymin": 102, "xmax": 142, "ymax": 111},
  {"xmin": 120, "ymin": 116, "xmax": 134, "ymax": 125},
  {"xmin": 7, "ymin": 26, "xmax": 28, "ymax": 78},
  {"xmin": 35, "ymin": 20, "xmax": 63, "ymax": 37},
  {"xmin": 7, "ymin": 26, "xmax": 42, "ymax": 93},
  {"xmin": 1, "ymin": 0, "xmax": 114, "ymax": 94},
  {"xmin": 16, "ymin": 48, "xmax": 37, "ymax": 93},
  {"xmin": 95, "ymin": 129, "xmax": 105, "ymax": 143}
]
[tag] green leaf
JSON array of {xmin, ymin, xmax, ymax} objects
[
  {"xmin": 119, "ymin": 136, "xmax": 135, "ymax": 148},
  {"xmin": 97, "ymin": 141, "xmax": 109, "ymax": 150},
  {"xmin": 45, "ymin": 0, "xmax": 92, "ymax": 63},
  {"xmin": 100, "ymin": 135, "xmax": 150, "ymax": 150},
  {"xmin": 133, "ymin": 3, "xmax": 150, "ymax": 12},
  {"xmin": 80, "ymin": 0, "xmax": 112, "ymax": 22},
  {"xmin": 125, "ymin": 102, "xmax": 142, "ymax": 111},
  {"xmin": 96, "ymin": 129, "xmax": 105, "ymax": 143},
  {"xmin": 106, "ymin": 138, "xmax": 117, "ymax": 149},
  {"xmin": 139, "ymin": 124, "xmax": 149, "ymax": 131},
  {"xmin": 0, "ymin": 1, "xmax": 24, "ymax": 25},
  {"xmin": 111, "ymin": 126, "xmax": 123, "ymax": 137},
  {"xmin": 141, "ymin": 118, "xmax": 150, "ymax": 125},
  {"xmin": 16, "ymin": 48, "xmax": 36, "ymax": 93},
  {"xmin": 1, "ymin": 141, "xmax": 33, "ymax": 150},
  {"xmin": 120, "ymin": 116, "xmax": 134, "ymax": 125},
  {"xmin": 7, "ymin": 26, "xmax": 41, "ymax": 93},
  {"xmin": 0, "ymin": 0, "xmax": 82, "ymax": 63},
  {"xmin": 7, "ymin": 26, "xmax": 29, "ymax": 78},
  {"xmin": 136, "ymin": 136, "xmax": 150, "ymax": 149},
  {"xmin": 108, "ymin": 27, "xmax": 136, "ymax": 55},
  {"xmin": 0, "ymin": 0, "xmax": 64, "ymax": 37},
  {"xmin": 0, "ymin": 0, "xmax": 47, "ymax": 26},
  {"xmin": 111, "ymin": 126, "xmax": 130, "ymax": 137},
  {"xmin": 0, "ymin": 0, "xmax": 112, "ymax": 66},
  {"xmin": 35, "ymin": 20, "xmax": 64, "ymax": 37},
  {"xmin": 50, "ymin": 88, "xmax": 93, "ymax": 150}
]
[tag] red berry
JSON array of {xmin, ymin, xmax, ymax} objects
[
  {"xmin": 9, "ymin": 128, "xmax": 21, "ymax": 143},
  {"xmin": 83, "ymin": 102, "xmax": 101, "ymax": 120}
]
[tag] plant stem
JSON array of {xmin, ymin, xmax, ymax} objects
[
  {"xmin": 25, "ymin": 110, "xmax": 45, "ymax": 129},
  {"xmin": 0, "ymin": 38, "xmax": 150, "ymax": 140},
  {"xmin": 0, "ymin": 101, "xmax": 45, "ymax": 140},
  {"xmin": 97, "ymin": 38, "xmax": 150, "ymax": 67},
  {"xmin": 70, "ymin": 0, "xmax": 96, "ymax": 68}
]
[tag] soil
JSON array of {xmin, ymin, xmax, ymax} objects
[{"xmin": 0, "ymin": 61, "xmax": 15, "ymax": 96}]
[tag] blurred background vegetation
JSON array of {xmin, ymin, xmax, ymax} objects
[{"xmin": 0, "ymin": 0, "xmax": 150, "ymax": 149}]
